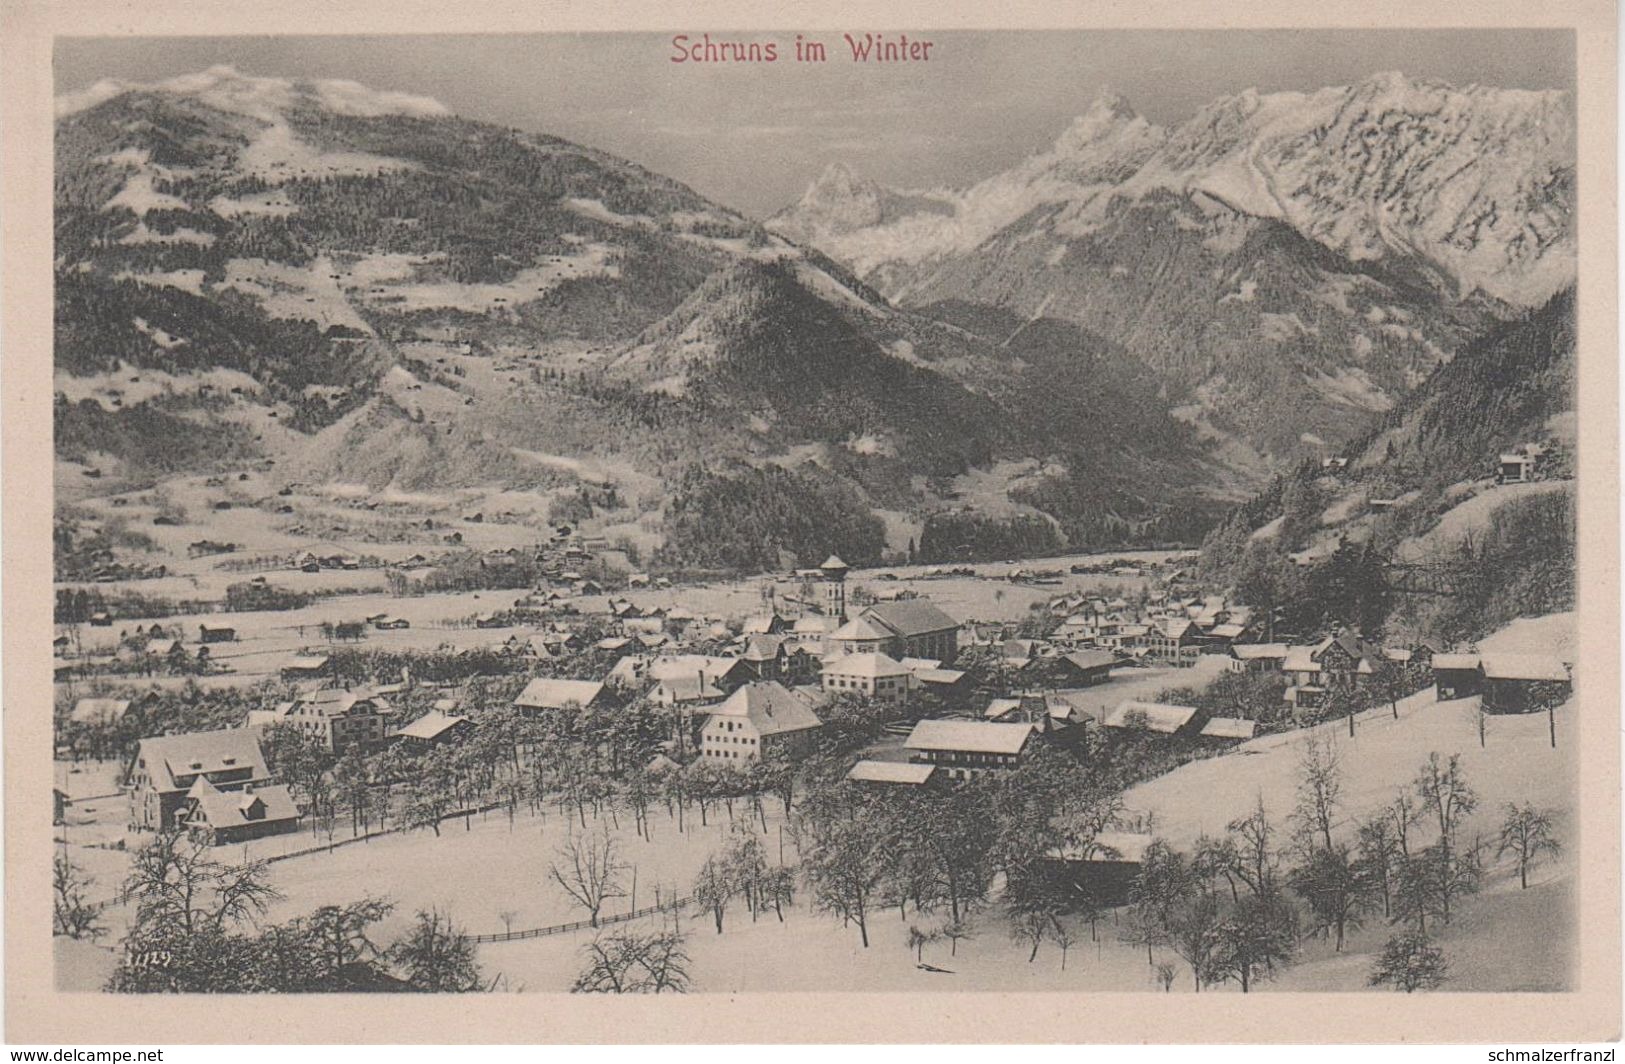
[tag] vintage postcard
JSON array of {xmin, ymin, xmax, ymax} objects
[{"xmin": 3, "ymin": 0, "xmax": 1618, "ymax": 1045}]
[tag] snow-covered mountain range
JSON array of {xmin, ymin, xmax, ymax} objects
[{"xmin": 771, "ymin": 73, "xmax": 1574, "ymax": 309}]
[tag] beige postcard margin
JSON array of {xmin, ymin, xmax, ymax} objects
[{"xmin": 2, "ymin": 0, "xmax": 1618, "ymax": 1044}]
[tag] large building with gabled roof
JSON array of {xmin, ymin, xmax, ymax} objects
[
  {"xmin": 699, "ymin": 682, "xmax": 823, "ymax": 764},
  {"xmin": 126, "ymin": 729, "xmax": 278, "ymax": 832},
  {"xmin": 854, "ymin": 599, "xmax": 960, "ymax": 663},
  {"xmin": 903, "ymin": 719, "xmax": 1037, "ymax": 779}
]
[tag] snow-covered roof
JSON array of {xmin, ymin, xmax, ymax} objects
[
  {"xmin": 1103, "ymin": 700, "xmax": 1198, "ymax": 733},
  {"xmin": 1232, "ymin": 643, "xmax": 1289, "ymax": 660},
  {"xmin": 394, "ymin": 711, "xmax": 470, "ymax": 741},
  {"xmin": 905, "ymin": 719, "xmax": 1035, "ymax": 755},
  {"xmin": 822, "ymin": 651, "xmax": 910, "ymax": 678},
  {"xmin": 707, "ymin": 682, "xmax": 822, "ymax": 737},
  {"xmin": 984, "ymin": 697, "xmax": 1022, "ymax": 720},
  {"xmin": 1479, "ymin": 653, "xmax": 1570, "ymax": 682},
  {"xmin": 515, "ymin": 678, "xmax": 605, "ymax": 710},
  {"xmin": 1199, "ymin": 717, "xmax": 1258, "ymax": 740},
  {"xmin": 1432, "ymin": 653, "xmax": 1481, "ymax": 671},
  {"xmin": 846, "ymin": 760, "xmax": 935, "ymax": 785}
]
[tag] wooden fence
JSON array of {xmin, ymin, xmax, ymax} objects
[{"xmin": 472, "ymin": 897, "xmax": 690, "ymax": 944}]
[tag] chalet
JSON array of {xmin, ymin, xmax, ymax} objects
[
  {"xmin": 1283, "ymin": 631, "xmax": 1384, "ymax": 709},
  {"xmin": 178, "ymin": 778, "xmax": 302, "ymax": 845},
  {"xmin": 741, "ymin": 634, "xmax": 791, "ymax": 682},
  {"xmin": 199, "ymin": 623, "xmax": 237, "ymax": 644},
  {"xmin": 904, "ymin": 720, "xmax": 1037, "ymax": 780},
  {"xmin": 1102, "ymin": 700, "xmax": 1200, "ymax": 736},
  {"xmin": 1057, "ymin": 649, "xmax": 1117, "ymax": 686},
  {"xmin": 1432, "ymin": 653, "xmax": 1484, "ymax": 701},
  {"xmin": 393, "ymin": 710, "xmax": 475, "ymax": 750},
  {"xmin": 699, "ymin": 682, "xmax": 823, "ymax": 764},
  {"xmin": 858, "ymin": 599, "xmax": 959, "ymax": 662},
  {"xmin": 1146, "ymin": 618, "xmax": 1202, "ymax": 667},
  {"xmin": 845, "ymin": 760, "xmax": 936, "ymax": 786},
  {"xmin": 820, "ymin": 651, "xmax": 914, "ymax": 706},
  {"xmin": 126, "ymin": 729, "xmax": 275, "ymax": 832},
  {"xmin": 514, "ymin": 678, "xmax": 610, "ymax": 717},
  {"xmin": 1479, "ymin": 654, "xmax": 1572, "ymax": 713},
  {"xmin": 279, "ymin": 688, "xmax": 395, "ymax": 754},
  {"xmin": 1314, "ymin": 631, "xmax": 1385, "ymax": 690}
]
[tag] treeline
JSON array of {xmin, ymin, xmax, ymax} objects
[
  {"xmin": 917, "ymin": 512, "xmax": 1063, "ymax": 564},
  {"xmin": 658, "ymin": 464, "xmax": 886, "ymax": 572}
]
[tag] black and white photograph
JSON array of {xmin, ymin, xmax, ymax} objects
[{"xmin": 23, "ymin": 17, "xmax": 1611, "ymax": 1027}]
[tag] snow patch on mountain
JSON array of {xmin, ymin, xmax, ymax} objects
[{"xmin": 57, "ymin": 64, "xmax": 448, "ymax": 121}]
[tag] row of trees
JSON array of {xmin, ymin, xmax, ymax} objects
[{"xmin": 56, "ymin": 833, "xmax": 483, "ymax": 993}]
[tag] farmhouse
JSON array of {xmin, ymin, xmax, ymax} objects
[
  {"xmin": 198, "ymin": 623, "xmax": 237, "ymax": 644},
  {"xmin": 904, "ymin": 720, "xmax": 1037, "ymax": 779},
  {"xmin": 514, "ymin": 678, "xmax": 610, "ymax": 716},
  {"xmin": 699, "ymin": 682, "xmax": 823, "ymax": 764},
  {"xmin": 126, "ymin": 729, "xmax": 276, "ymax": 832}
]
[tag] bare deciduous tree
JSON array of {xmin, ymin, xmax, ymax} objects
[
  {"xmin": 548, "ymin": 828, "xmax": 627, "ymax": 928},
  {"xmin": 572, "ymin": 930, "xmax": 691, "ymax": 994},
  {"xmin": 1497, "ymin": 803, "xmax": 1561, "ymax": 889},
  {"xmin": 53, "ymin": 853, "xmax": 105, "ymax": 940}
]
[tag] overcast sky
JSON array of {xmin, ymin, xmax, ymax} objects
[{"xmin": 56, "ymin": 31, "xmax": 1575, "ymax": 217}]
